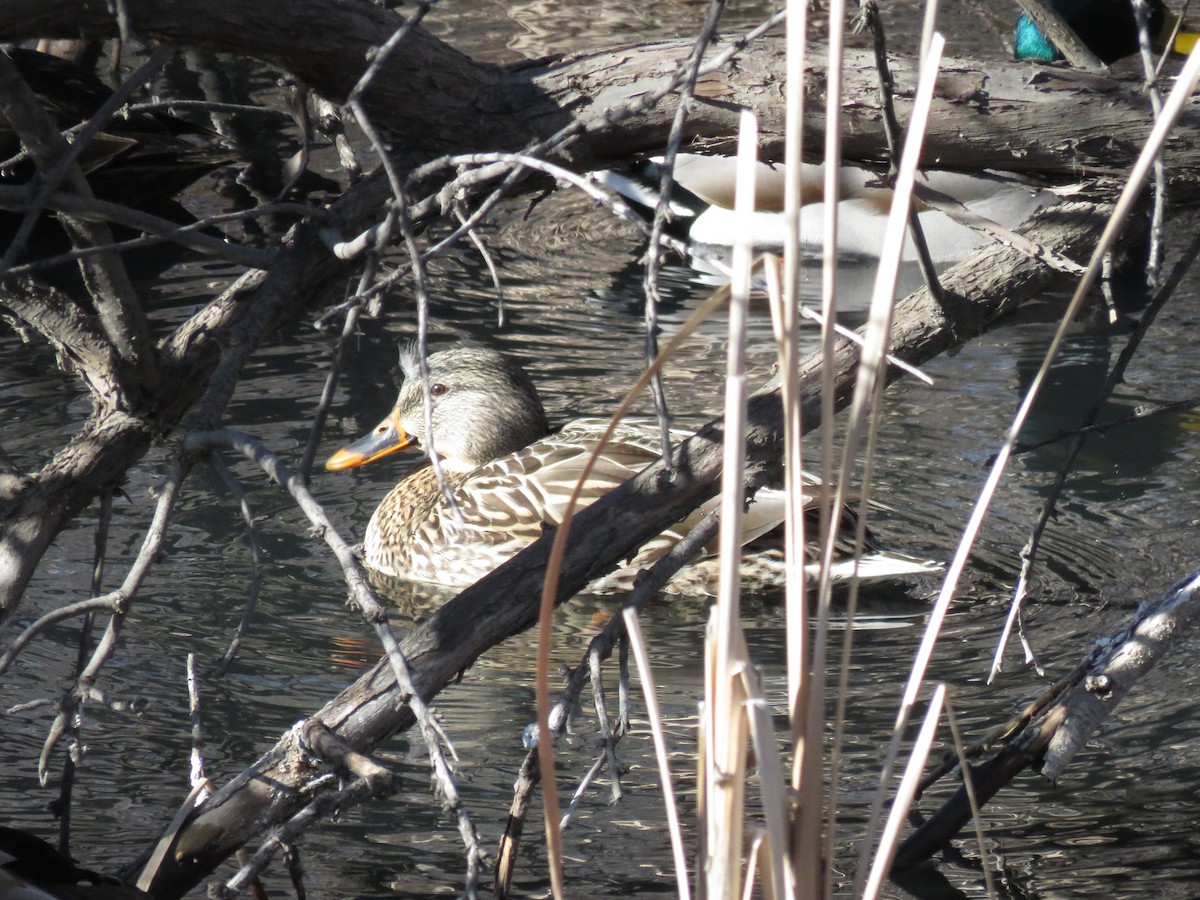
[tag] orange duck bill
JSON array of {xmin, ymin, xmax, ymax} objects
[{"xmin": 325, "ymin": 413, "xmax": 416, "ymax": 470}]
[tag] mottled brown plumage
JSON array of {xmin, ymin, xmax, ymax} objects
[{"xmin": 327, "ymin": 346, "xmax": 941, "ymax": 591}]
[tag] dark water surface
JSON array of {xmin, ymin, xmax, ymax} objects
[{"xmin": 4, "ymin": 4, "xmax": 1200, "ymax": 899}]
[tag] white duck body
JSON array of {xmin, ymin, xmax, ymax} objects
[{"xmin": 598, "ymin": 154, "xmax": 1056, "ymax": 265}]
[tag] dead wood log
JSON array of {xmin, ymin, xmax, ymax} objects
[
  {"xmin": 0, "ymin": 0, "xmax": 1197, "ymax": 178},
  {"xmin": 125, "ymin": 186, "xmax": 1130, "ymax": 899},
  {"xmin": 893, "ymin": 568, "xmax": 1200, "ymax": 872}
]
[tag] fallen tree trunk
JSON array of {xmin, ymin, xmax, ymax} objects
[{"xmin": 0, "ymin": 0, "xmax": 1198, "ymax": 176}]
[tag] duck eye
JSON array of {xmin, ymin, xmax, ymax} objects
[{"xmin": 430, "ymin": 383, "xmax": 447, "ymax": 397}]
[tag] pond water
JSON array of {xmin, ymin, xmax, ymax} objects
[{"xmin": 3, "ymin": 4, "xmax": 1200, "ymax": 899}]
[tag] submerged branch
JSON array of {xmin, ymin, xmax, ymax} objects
[{"xmin": 894, "ymin": 568, "xmax": 1200, "ymax": 871}]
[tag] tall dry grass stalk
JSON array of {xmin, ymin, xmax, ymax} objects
[
  {"xmin": 777, "ymin": 0, "xmax": 821, "ymax": 889},
  {"xmin": 549, "ymin": 4, "xmax": 1200, "ymax": 898},
  {"xmin": 862, "ymin": 685, "xmax": 946, "ymax": 898},
  {"xmin": 623, "ymin": 607, "xmax": 691, "ymax": 900},
  {"xmin": 694, "ymin": 15, "xmax": 954, "ymax": 900},
  {"xmin": 846, "ymin": 28, "xmax": 948, "ymax": 891},
  {"xmin": 701, "ymin": 107, "xmax": 757, "ymax": 900}
]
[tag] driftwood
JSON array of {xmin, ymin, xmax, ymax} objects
[
  {"xmin": 895, "ymin": 568, "xmax": 1200, "ymax": 872},
  {"xmin": 0, "ymin": 0, "xmax": 1189, "ymax": 894}
]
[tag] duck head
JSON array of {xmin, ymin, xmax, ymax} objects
[{"xmin": 326, "ymin": 346, "xmax": 551, "ymax": 473}]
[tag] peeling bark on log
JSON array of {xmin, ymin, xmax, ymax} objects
[
  {"xmin": 0, "ymin": 0, "xmax": 1198, "ymax": 177},
  {"xmin": 1041, "ymin": 569, "xmax": 1200, "ymax": 779}
]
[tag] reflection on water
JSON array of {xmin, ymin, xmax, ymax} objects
[
  {"xmin": 4, "ymin": 16, "xmax": 1200, "ymax": 900},
  {"xmin": 1016, "ymin": 329, "xmax": 1186, "ymax": 502}
]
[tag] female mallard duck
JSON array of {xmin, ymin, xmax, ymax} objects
[
  {"xmin": 1014, "ymin": 0, "xmax": 1198, "ymax": 64},
  {"xmin": 596, "ymin": 154, "xmax": 1055, "ymax": 265},
  {"xmin": 325, "ymin": 345, "xmax": 940, "ymax": 591}
]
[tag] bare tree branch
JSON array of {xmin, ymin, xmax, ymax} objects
[{"xmin": 0, "ymin": 47, "xmax": 166, "ymax": 393}]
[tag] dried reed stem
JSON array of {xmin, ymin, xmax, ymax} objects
[{"xmin": 849, "ymin": 29, "xmax": 948, "ymax": 891}]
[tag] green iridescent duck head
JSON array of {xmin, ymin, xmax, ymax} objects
[{"xmin": 1014, "ymin": 0, "xmax": 1198, "ymax": 64}]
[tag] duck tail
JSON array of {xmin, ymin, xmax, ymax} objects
[{"xmin": 818, "ymin": 550, "xmax": 944, "ymax": 585}]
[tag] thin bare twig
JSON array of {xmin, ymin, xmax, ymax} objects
[
  {"xmin": 857, "ymin": 1, "xmax": 942, "ymax": 302},
  {"xmin": 0, "ymin": 187, "xmax": 286, "ymax": 272},
  {"xmin": 301, "ymin": 278, "xmax": 370, "ymax": 482},
  {"xmin": 780, "ymin": 0, "xmax": 819, "ymax": 888},
  {"xmin": 847, "ymin": 32, "xmax": 947, "ymax": 890},
  {"xmin": 36, "ymin": 457, "xmax": 192, "ymax": 783},
  {"xmin": 943, "ymin": 695, "xmax": 999, "ymax": 898},
  {"xmin": 587, "ymin": 644, "xmax": 623, "ymax": 804},
  {"xmin": 0, "ymin": 597, "xmax": 121, "ymax": 677},
  {"xmin": 560, "ymin": 754, "xmax": 607, "ymax": 829},
  {"xmin": 346, "ymin": 2, "xmax": 438, "ymax": 107},
  {"xmin": 284, "ymin": 841, "xmax": 308, "ymax": 900},
  {"xmin": 185, "ymin": 428, "xmax": 484, "ymax": 897},
  {"xmin": 346, "ymin": 78, "xmax": 462, "ymax": 528},
  {"xmin": 127, "ymin": 98, "xmax": 293, "ymax": 119},
  {"xmin": 642, "ymin": 0, "xmax": 728, "ymax": 469},
  {"xmin": 1133, "ymin": 0, "xmax": 1166, "ymax": 285},
  {"xmin": 455, "ymin": 205, "xmax": 506, "ymax": 326},
  {"xmin": 55, "ymin": 489, "xmax": 111, "ymax": 856},
  {"xmin": 1011, "ymin": 394, "xmax": 1200, "ymax": 455},
  {"xmin": 207, "ymin": 455, "xmax": 265, "ymax": 678}
]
